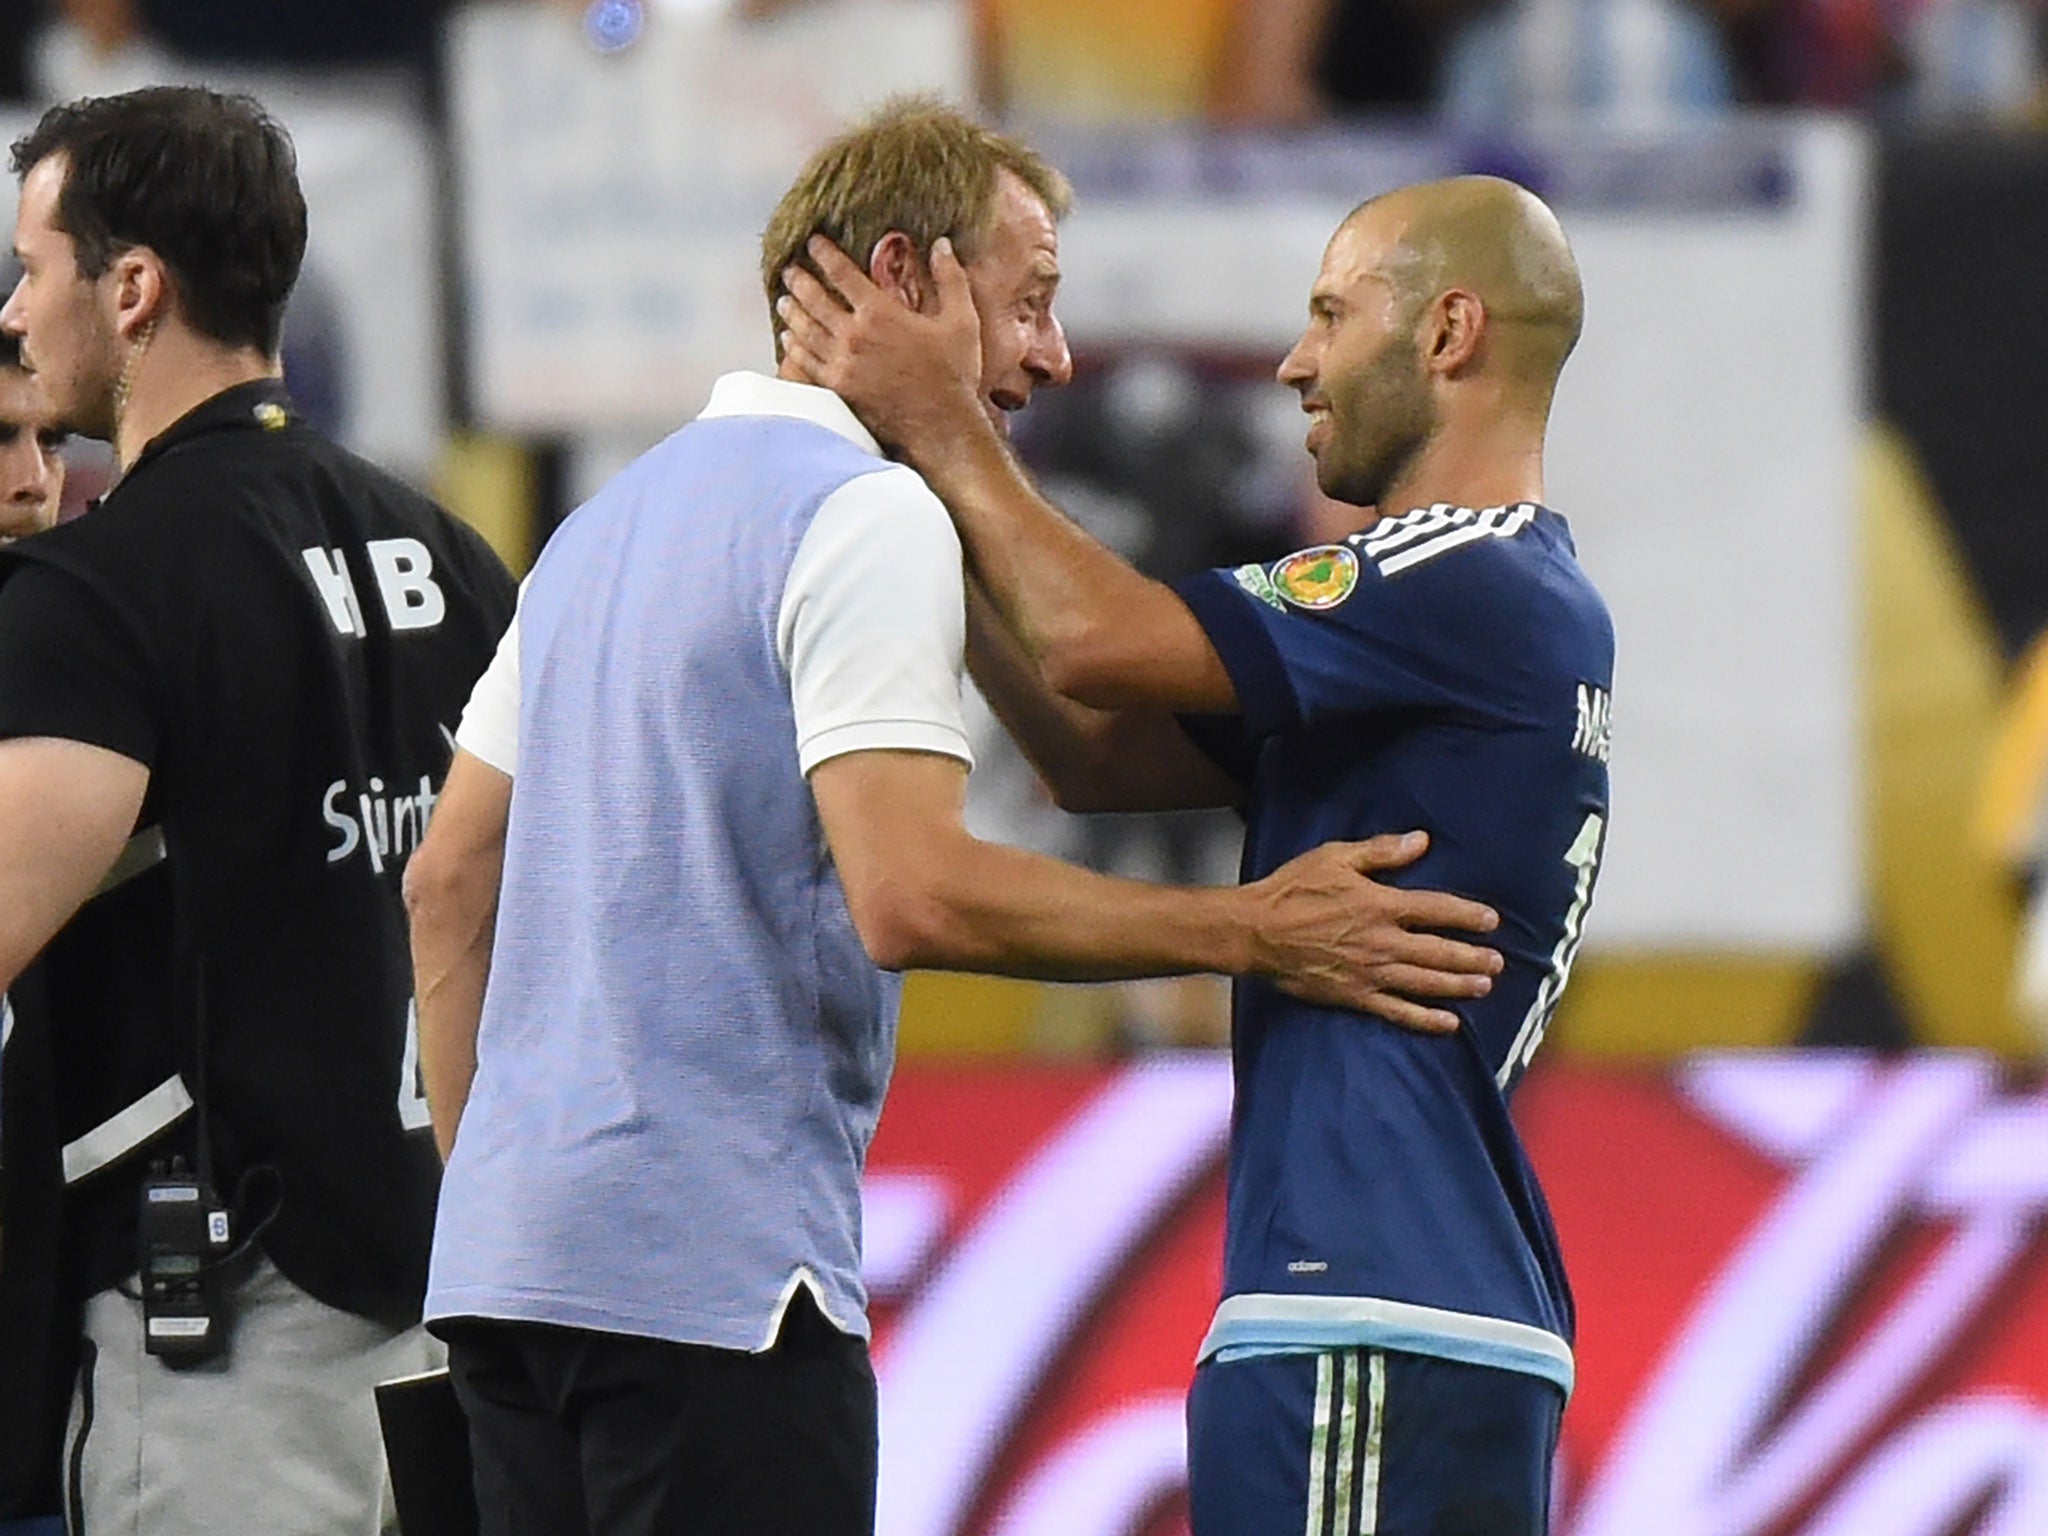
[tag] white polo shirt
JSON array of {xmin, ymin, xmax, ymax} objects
[{"xmin": 455, "ymin": 373, "xmax": 972, "ymax": 780}]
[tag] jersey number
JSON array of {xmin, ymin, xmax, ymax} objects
[
  {"xmin": 1497, "ymin": 812, "xmax": 1604, "ymax": 1091},
  {"xmin": 397, "ymin": 999, "xmax": 432, "ymax": 1132}
]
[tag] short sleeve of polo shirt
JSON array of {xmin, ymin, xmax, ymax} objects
[
  {"xmin": 0, "ymin": 559, "xmax": 161, "ymax": 767},
  {"xmin": 1173, "ymin": 531, "xmax": 1504, "ymax": 743},
  {"xmin": 452, "ymin": 470, "xmax": 971, "ymax": 781},
  {"xmin": 778, "ymin": 463, "xmax": 973, "ymax": 776},
  {"xmin": 455, "ymin": 587, "xmax": 522, "ymax": 776}
]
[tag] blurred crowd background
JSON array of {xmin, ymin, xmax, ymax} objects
[{"xmin": 4, "ymin": 0, "xmax": 2048, "ymax": 1066}]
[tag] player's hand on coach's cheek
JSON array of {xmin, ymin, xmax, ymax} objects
[
  {"xmin": 778, "ymin": 236, "xmax": 985, "ymax": 452},
  {"xmin": 1250, "ymin": 832, "xmax": 1502, "ymax": 1035}
]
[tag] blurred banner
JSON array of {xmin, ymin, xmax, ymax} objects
[
  {"xmin": 0, "ymin": 91, "xmax": 444, "ymax": 479},
  {"xmin": 448, "ymin": 0, "xmax": 971, "ymax": 430},
  {"xmin": 865, "ymin": 1056, "xmax": 2048, "ymax": 1536}
]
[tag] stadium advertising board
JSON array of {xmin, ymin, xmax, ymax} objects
[{"xmin": 866, "ymin": 1055, "xmax": 2048, "ymax": 1536}]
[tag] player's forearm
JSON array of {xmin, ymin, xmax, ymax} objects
[
  {"xmin": 968, "ymin": 582, "xmax": 1238, "ymax": 813},
  {"xmin": 913, "ymin": 425, "xmax": 1197, "ymax": 709}
]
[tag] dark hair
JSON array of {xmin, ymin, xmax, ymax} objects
[{"xmin": 10, "ymin": 87, "xmax": 307, "ymax": 355}]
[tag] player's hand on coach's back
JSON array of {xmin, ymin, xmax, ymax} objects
[{"xmin": 1246, "ymin": 831, "xmax": 1501, "ymax": 1034}]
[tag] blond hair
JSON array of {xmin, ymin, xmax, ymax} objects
[{"xmin": 760, "ymin": 97, "xmax": 1071, "ymax": 352}]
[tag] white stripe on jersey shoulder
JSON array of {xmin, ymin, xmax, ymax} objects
[
  {"xmin": 1357, "ymin": 502, "xmax": 1467, "ymax": 556},
  {"xmin": 1354, "ymin": 502, "xmax": 1539, "ymax": 577}
]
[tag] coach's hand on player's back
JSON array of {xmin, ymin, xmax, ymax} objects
[{"xmin": 1245, "ymin": 831, "xmax": 1502, "ymax": 1033}]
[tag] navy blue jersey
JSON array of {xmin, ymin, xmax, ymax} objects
[{"xmin": 1172, "ymin": 502, "xmax": 1612, "ymax": 1396}]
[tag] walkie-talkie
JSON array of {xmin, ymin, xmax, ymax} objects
[{"xmin": 139, "ymin": 1156, "xmax": 233, "ymax": 1362}]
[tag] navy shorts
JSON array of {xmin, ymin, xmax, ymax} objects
[{"xmin": 1187, "ymin": 1347, "xmax": 1563, "ymax": 1536}]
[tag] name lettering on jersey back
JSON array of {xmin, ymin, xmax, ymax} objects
[
  {"xmin": 301, "ymin": 539, "xmax": 448, "ymax": 637},
  {"xmin": 1574, "ymin": 683, "xmax": 1613, "ymax": 763},
  {"xmin": 322, "ymin": 774, "xmax": 438, "ymax": 873}
]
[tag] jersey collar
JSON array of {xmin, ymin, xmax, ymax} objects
[
  {"xmin": 124, "ymin": 378, "xmax": 299, "ymax": 480},
  {"xmin": 698, "ymin": 371, "xmax": 883, "ymax": 459}
]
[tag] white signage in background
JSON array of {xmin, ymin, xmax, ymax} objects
[
  {"xmin": 1044, "ymin": 119, "xmax": 1867, "ymax": 953},
  {"xmin": 0, "ymin": 89, "xmax": 446, "ymax": 480},
  {"xmin": 276, "ymin": 94, "xmax": 446, "ymax": 478},
  {"xmin": 448, "ymin": 0, "xmax": 972, "ymax": 434},
  {"xmin": 1550, "ymin": 123, "xmax": 1864, "ymax": 955}
]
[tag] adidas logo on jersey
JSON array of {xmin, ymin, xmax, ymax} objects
[
  {"xmin": 1353, "ymin": 502, "xmax": 1539, "ymax": 577},
  {"xmin": 1574, "ymin": 683, "xmax": 1613, "ymax": 763}
]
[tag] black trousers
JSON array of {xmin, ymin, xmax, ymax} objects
[{"xmin": 443, "ymin": 1290, "xmax": 876, "ymax": 1536}]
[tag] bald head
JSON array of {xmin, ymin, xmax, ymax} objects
[
  {"xmin": 1351, "ymin": 176, "xmax": 1583, "ymax": 390},
  {"xmin": 1276, "ymin": 175, "xmax": 1583, "ymax": 511}
]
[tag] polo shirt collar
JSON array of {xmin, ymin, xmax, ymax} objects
[{"xmin": 699, "ymin": 371, "xmax": 883, "ymax": 459}]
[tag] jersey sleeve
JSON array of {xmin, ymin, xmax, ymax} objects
[
  {"xmin": 777, "ymin": 464, "xmax": 973, "ymax": 777},
  {"xmin": 0, "ymin": 558, "xmax": 161, "ymax": 767},
  {"xmin": 1174, "ymin": 711, "xmax": 1258, "ymax": 789},
  {"xmin": 455, "ymin": 585, "xmax": 523, "ymax": 777},
  {"xmin": 1173, "ymin": 533, "xmax": 1518, "ymax": 741}
]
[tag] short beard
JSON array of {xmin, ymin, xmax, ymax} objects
[{"xmin": 1320, "ymin": 338, "xmax": 1436, "ymax": 510}]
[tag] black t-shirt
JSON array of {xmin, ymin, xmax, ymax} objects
[
  {"xmin": 0, "ymin": 379, "xmax": 515, "ymax": 1326},
  {"xmin": 0, "ymin": 967, "xmax": 68, "ymax": 1518}
]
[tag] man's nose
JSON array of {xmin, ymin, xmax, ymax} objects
[
  {"xmin": 2, "ymin": 452, "xmax": 49, "ymax": 497},
  {"xmin": 1277, "ymin": 338, "xmax": 1315, "ymax": 390},
  {"xmin": 1027, "ymin": 314, "xmax": 1073, "ymax": 389}
]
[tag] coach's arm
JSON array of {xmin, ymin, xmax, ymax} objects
[
  {"xmin": 404, "ymin": 747, "xmax": 511, "ymax": 1161},
  {"xmin": 810, "ymin": 748, "xmax": 1498, "ymax": 1033}
]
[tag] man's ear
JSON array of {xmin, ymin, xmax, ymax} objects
[
  {"xmin": 107, "ymin": 247, "xmax": 170, "ymax": 342},
  {"xmin": 1424, "ymin": 288, "xmax": 1486, "ymax": 376},
  {"xmin": 868, "ymin": 231, "xmax": 932, "ymax": 313}
]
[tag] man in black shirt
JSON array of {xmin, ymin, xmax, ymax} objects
[
  {"xmin": 0, "ymin": 87, "xmax": 513, "ymax": 1534},
  {"xmin": 0, "ymin": 328, "xmax": 66, "ymax": 542},
  {"xmin": 0, "ymin": 321, "xmax": 67, "ymax": 1532}
]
